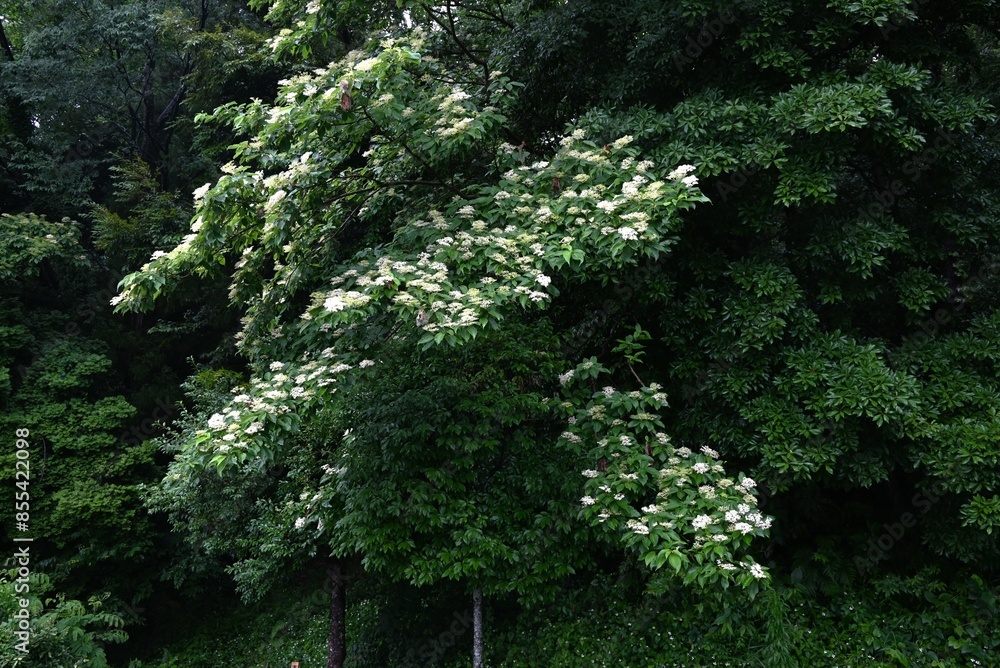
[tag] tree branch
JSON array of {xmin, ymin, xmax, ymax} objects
[{"xmin": 423, "ymin": 3, "xmax": 488, "ymax": 68}]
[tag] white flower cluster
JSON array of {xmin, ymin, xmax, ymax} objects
[
  {"xmin": 626, "ymin": 518, "xmax": 650, "ymax": 535},
  {"xmin": 724, "ymin": 503, "xmax": 772, "ymax": 532},
  {"xmin": 197, "ymin": 352, "xmax": 367, "ymax": 459},
  {"xmin": 281, "ymin": 124, "xmax": 705, "ymax": 344}
]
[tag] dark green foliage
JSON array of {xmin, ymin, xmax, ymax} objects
[
  {"xmin": 334, "ymin": 322, "xmax": 589, "ymax": 599},
  {"xmin": 0, "ymin": 572, "xmax": 127, "ymax": 668},
  {"xmin": 5, "ymin": 0, "xmax": 1000, "ymax": 664}
]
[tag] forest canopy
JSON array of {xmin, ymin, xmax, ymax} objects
[{"xmin": 2, "ymin": 0, "xmax": 1000, "ymax": 666}]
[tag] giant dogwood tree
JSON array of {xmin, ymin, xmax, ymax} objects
[
  {"xmin": 115, "ymin": 4, "xmax": 773, "ymax": 666},
  {"xmin": 117, "ymin": 0, "xmax": 1000, "ymax": 664}
]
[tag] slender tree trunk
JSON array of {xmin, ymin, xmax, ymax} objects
[
  {"xmin": 328, "ymin": 560, "xmax": 346, "ymax": 668},
  {"xmin": 472, "ymin": 588, "xmax": 483, "ymax": 668}
]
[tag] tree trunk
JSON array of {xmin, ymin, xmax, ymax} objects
[
  {"xmin": 472, "ymin": 588, "xmax": 483, "ymax": 668},
  {"xmin": 327, "ymin": 560, "xmax": 346, "ymax": 668}
]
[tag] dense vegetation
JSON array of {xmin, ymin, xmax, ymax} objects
[{"xmin": 2, "ymin": 0, "xmax": 1000, "ymax": 666}]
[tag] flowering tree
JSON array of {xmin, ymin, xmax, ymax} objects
[{"xmin": 114, "ymin": 7, "xmax": 773, "ymax": 665}]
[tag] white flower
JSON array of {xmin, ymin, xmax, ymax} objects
[
  {"xmin": 359, "ymin": 359, "xmax": 375, "ymax": 368},
  {"xmin": 748, "ymin": 563, "xmax": 767, "ymax": 579},
  {"xmin": 267, "ymin": 189, "xmax": 287, "ymax": 209},
  {"xmin": 581, "ymin": 469, "xmax": 599, "ymax": 478},
  {"xmin": 558, "ymin": 370, "xmax": 575, "ymax": 386},
  {"xmin": 581, "ymin": 496, "xmax": 596, "ymax": 506},
  {"xmin": 617, "ymin": 227, "xmax": 639, "ymax": 241},
  {"xmin": 207, "ymin": 413, "xmax": 226, "ymax": 430},
  {"xmin": 611, "ymin": 135, "xmax": 633, "ymax": 149},
  {"xmin": 613, "ymin": 493, "xmax": 625, "ymax": 501},
  {"xmin": 682, "ymin": 175, "xmax": 699, "ymax": 187},
  {"xmin": 325, "ymin": 295, "xmax": 346, "ymax": 312},
  {"xmin": 692, "ymin": 462, "xmax": 710, "ymax": 474},
  {"xmin": 725, "ymin": 509, "xmax": 741, "ymax": 523},
  {"xmin": 667, "ymin": 164, "xmax": 696, "ymax": 180},
  {"xmin": 294, "ymin": 517, "xmax": 306, "ymax": 529},
  {"xmin": 602, "ymin": 386, "xmax": 616, "ymax": 397},
  {"xmin": 692, "ymin": 514, "xmax": 714, "ymax": 530},
  {"xmin": 734, "ymin": 522, "xmax": 754, "ymax": 535},
  {"xmin": 641, "ymin": 504, "xmax": 659, "ymax": 514},
  {"xmin": 536, "ymin": 274, "xmax": 552, "ymax": 288},
  {"xmin": 193, "ymin": 183, "xmax": 211, "ymax": 200},
  {"xmin": 109, "ymin": 294, "xmax": 125, "ymax": 307},
  {"xmin": 270, "ymin": 361, "xmax": 285, "ymax": 371},
  {"xmin": 151, "ymin": 250, "xmax": 167, "ymax": 260},
  {"xmin": 354, "ymin": 57, "xmax": 378, "ymax": 72},
  {"xmin": 700, "ymin": 446, "xmax": 719, "ymax": 458}
]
